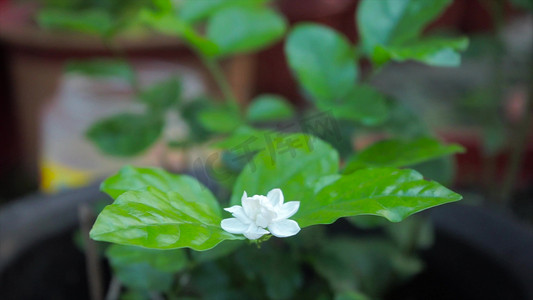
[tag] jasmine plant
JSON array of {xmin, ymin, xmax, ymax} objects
[{"xmin": 38, "ymin": 0, "xmax": 471, "ymax": 298}]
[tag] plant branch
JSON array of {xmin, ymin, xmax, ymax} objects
[{"xmin": 198, "ymin": 53, "xmax": 240, "ymax": 113}]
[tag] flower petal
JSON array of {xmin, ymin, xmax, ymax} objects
[
  {"xmin": 221, "ymin": 218, "xmax": 248, "ymax": 234},
  {"xmin": 224, "ymin": 205, "xmax": 251, "ymax": 224},
  {"xmin": 267, "ymin": 188, "xmax": 283, "ymax": 207},
  {"xmin": 242, "ymin": 196, "xmax": 261, "ymax": 218},
  {"xmin": 268, "ymin": 219, "xmax": 300, "ymax": 238},
  {"xmin": 243, "ymin": 224, "xmax": 270, "ymax": 240},
  {"xmin": 241, "ymin": 191, "xmax": 248, "ymax": 203},
  {"xmin": 275, "ymin": 201, "xmax": 300, "ymax": 220}
]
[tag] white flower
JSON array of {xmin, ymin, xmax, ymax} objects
[{"xmin": 220, "ymin": 188, "xmax": 301, "ymax": 240}]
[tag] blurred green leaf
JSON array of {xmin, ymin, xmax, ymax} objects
[
  {"xmin": 213, "ymin": 126, "xmax": 277, "ymax": 151},
  {"xmin": 65, "ymin": 59, "xmax": 134, "ymax": 83},
  {"xmin": 246, "ymin": 94, "xmax": 295, "ymax": 122},
  {"xmin": 207, "ymin": 7, "xmax": 286, "ymax": 56},
  {"xmin": 295, "ymin": 167, "xmax": 462, "ymax": 227},
  {"xmin": 357, "ymin": 0, "xmax": 452, "ymax": 53},
  {"xmin": 384, "ymin": 216, "xmax": 434, "ymax": 251},
  {"xmin": 107, "ymin": 243, "xmax": 187, "ymax": 272},
  {"xmin": 107, "ymin": 244, "xmax": 185, "ymax": 291},
  {"xmin": 235, "ymin": 245, "xmax": 303, "ymax": 300},
  {"xmin": 321, "ymin": 85, "xmax": 388, "ymax": 126},
  {"xmin": 90, "ymin": 186, "xmax": 243, "ymax": 250},
  {"xmin": 180, "ymin": 99, "xmax": 215, "ymax": 143},
  {"xmin": 140, "ymin": 9, "xmax": 219, "ymax": 56},
  {"xmin": 343, "ymin": 137, "xmax": 464, "ymax": 173},
  {"xmin": 120, "ymin": 289, "xmax": 150, "ymax": 300},
  {"xmin": 191, "ymin": 240, "xmax": 244, "ymax": 264},
  {"xmin": 178, "ymin": 0, "xmax": 269, "ymax": 23},
  {"xmin": 335, "ymin": 291, "xmax": 371, "ymax": 300},
  {"xmin": 198, "ymin": 106, "xmax": 243, "ymax": 133},
  {"xmin": 511, "ymin": 0, "xmax": 533, "ymax": 10},
  {"xmin": 286, "ymin": 24, "xmax": 357, "ymax": 102},
  {"xmin": 311, "ymin": 237, "xmax": 423, "ymax": 297},
  {"xmin": 372, "ymin": 36, "xmax": 469, "ymax": 67},
  {"xmin": 230, "ymin": 134, "xmax": 339, "ymax": 206},
  {"xmin": 37, "ymin": 8, "xmax": 114, "ymax": 36},
  {"xmin": 139, "ymin": 76, "xmax": 181, "ymax": 112},
  {"xmin": 411, "ymin": 156, "xmax": 455, "ymax": 185},
  {"xmin": 379, "ymin": 100, "xmax": 430, "ymax": 138},
  {"xmin": 86, "ymin": 113, "xmax": 163, "ymax": 157}
]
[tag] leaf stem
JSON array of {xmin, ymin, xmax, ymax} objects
[{"xmin": 198, "ymin": 53, "xmax": 241, "ymax": 114}]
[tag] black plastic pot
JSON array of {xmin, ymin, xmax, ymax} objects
[{"xmin": 1, "ymin": 187, "xmax": 532, "ymax": 300}]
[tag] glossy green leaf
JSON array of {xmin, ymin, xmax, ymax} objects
[
  {"xmin": 65, "ymin": 59, "xmax": 134, "ymax": 83},
  {"xmin": 320, "ymin": 85, "xmax": 388, "ymax": 126},
  {"xmin": 246, "ymin": 94, "xmax": 295, "ymax": 122},
  {"xmin": 286, "ymin": 24, "xmax": 357, "ymax": 102},
  {"xmin": 230, "ymin": 134, "xmax": 339, "ymax": 205},
  {"xmin": 90, "ymin": 187, "xmax": 243, "ymax": 250},
  {"xmin": 357, "ymin": 0, "xmax": 452, "ymax": 53},
  {"xmin": 372, "ymin": 36, "xmax": 469, "ymax": 67},
  {"xmin": 37, "ymin": 8, "xmax": 114, "ymax": 36},
  {"xmin": 295, "ymin": 167, "xmax": 462, "ymax": 227},
  {"xmin": 86, "ymin": 113, "xmax": 163, "ymax": 157},
  {"xmin": 198, "ymin": 107, "xmax": 243, "ymax": 133},
  {"xmin": 140, "ymin": 9, "xmax": 219, "ymax": 56},
  {"xmin": 344, "ymin": 137, "xmax": 464, "ymax": 173},
  {"xmin": 178, "ymin": 0, "xmax": 269, "ymax": 23},
  {"xmin": 139, "ymin": 76, "xmax": 181, "ymax": 111},
  {"xmin": 207, "ymin": 7, "xmax": 286, "ymax": 56},
  {"xmin": 101, "ymin": 166, "xmax": 221, "ymax": 219}
]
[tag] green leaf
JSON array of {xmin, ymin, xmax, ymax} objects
[
  {"xmin": 246, "ymin": 94, "xmax": 295, "ymax": 122},
  {"xmin": 320, "ymin": 85, "xmax": 388, "ymax": 126},
  {"xmin": 107, "ymin": 244, "xmax": 187, "ymax": 273},
  {"xmin": 213, "ymin": 126, "xmax": 274, "ymax": 151},
  {"xmin": 86, "ymin": 113, "xmax": 163, "ymax": 157},
  {"xmin": 311, "ymin": 237, "xmax": 423, "ymax": 297},
  {"xmin": 357, "ymin": 0, "xmax": 452, "ymax": 53},
  {"xmin": 90, "ymin": 186, "xmax": 243, "ymax": 250},
  {"xmin": 372, "ymin": 36, "xmax": 469, "ymax": 67},
  {"xmin": 106, "ymin": 244, "xmax": 187, "ymax": 291},
  {"xmin": 65, "ymin": 59, "xmax": 134, "ymax": 83},
  {"xmin": 343, "ymin": 137, "xmax": 465, "ymax": 173},
  {"xmin": 230, "ymin": 134, "xmax": 339, "ymax": 205},
  {"xmin": 286, "ymin": 24, "xmax": 357, "ymax": 102},
  {"xmin": 235, "ymin": 245, "xmax": 303, "ymax": 300},
  {"xmin": 206, "ymin": 7, "xmax": 286, "ymax": 56},
  {"xmin": 101, "ymin": 166, "xmax": 221, "ymax": 218},
  {"xmin": 139, "ymin": 76, "xmax": 181, "ymax": 111},
  {"xmin": 178, "ymin": 0, "xmax": 269, "ymax": 23},
  {"xmin": 295, "ymin": 167, "xmax": 462, "ymax": 227},
  {"xmin": 37, "ymin": 8, "xmax": 114, "ymax": 36},
  {"xmin": 191, "ymin": 240, "xmax": 244, "ymax": 263},
  {"xmin": 140, "ymin": 9, "xmax": 219, "ymax": 56},
  {"xmin": 511, "ymin": 0, "xmax": 533, "ymax": 10},
  {"xmin": 335, "ymin": 292, "xmax": 371, "ymax": 300},
  {"xmin": 197, "ymin": 107, "xmax": 243, "ymax": 133}
]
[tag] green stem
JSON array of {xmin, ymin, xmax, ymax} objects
[{"xmin": 198, "ymin": 53, "xmax": 241, "ymax": 114}]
